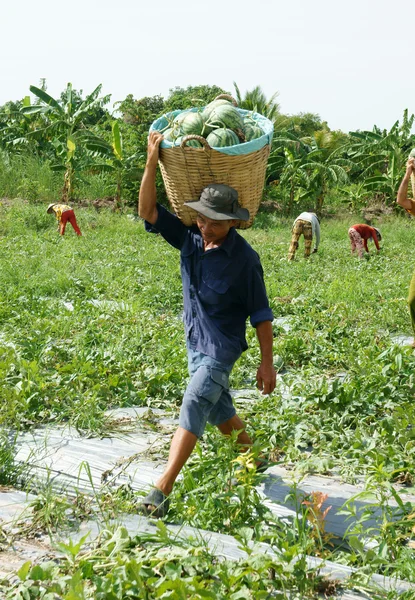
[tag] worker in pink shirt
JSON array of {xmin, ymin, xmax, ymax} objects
[{"xmin": 348, "ymin": 224, "xmax": 381, "ymax": 259}]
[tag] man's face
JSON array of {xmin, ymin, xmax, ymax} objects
[{"xmin": 196, "ymin": 214, "xmax": 237, "ymax": 244}]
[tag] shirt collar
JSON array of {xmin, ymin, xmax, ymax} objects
[
  {"xmin": 219, "ymin": 227, "xmax": 237, "ymax": 256},
  {"xmin": 182, "ymin": 227, "xmax": 238, "ymax": 257}
]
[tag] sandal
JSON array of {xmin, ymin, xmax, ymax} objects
[{"xmin": 140, "ymin": 487, "xmax": 170, "ymax": 519}]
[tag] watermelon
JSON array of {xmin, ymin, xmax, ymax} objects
[
  {"xmin": 244, "ymin": 123, "xmax": 263, "ymax": 141},
  {"xmin": 202, "ymin": 98, "xmax": 233, "ymax": 121},
  {"xmin": 174, "ymin": 136, "xmax": 203, "ymax": 148},
  {"xmin": 206, "ymin": 128, "xmax": 240, "ymax": 148},
  {"xmin": 163, "ymin": 128, "xmax": 178, "ymax": 142},
  {"xmin": 173, "ymin": 111, "xmax": 205, "ymax": 136},
  {"xmin": 206, "ymin": 104, "xmax": 244, "ymax": 133}
]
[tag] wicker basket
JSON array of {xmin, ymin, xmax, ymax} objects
[
  {"xmin": 152, "ymin": 96, "xmax": 273, "ymax": 229},
  {"xmin": 158, "ymin": 134, "xmax": 270, "ymax": 229}
]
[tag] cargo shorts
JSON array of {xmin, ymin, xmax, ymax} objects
[{"xmin": 179, "ymin": 347, "xmax": 236, "ymax": 438}]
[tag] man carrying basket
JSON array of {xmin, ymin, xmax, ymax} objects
[
  {"xmin": 396, "ymin": 156, "xmax": 415, "ymax": 346},
  {"xmin": 138, "ymin": 131, "xmax": 276, "ymax": 518}
]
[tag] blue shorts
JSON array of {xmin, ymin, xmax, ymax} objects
[{"xmin": 179, "ymin": 347, "xmax": 236, "ymax": 438}]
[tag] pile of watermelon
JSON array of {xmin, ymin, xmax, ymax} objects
[{"xmin": 161, "ymin": 98, "xmax": 265, "ymax": 149}]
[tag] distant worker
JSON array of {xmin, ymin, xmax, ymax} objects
[
  {"xmin": 396, "ymin": 156, "xmax": 415, "ymax": 344},
  {"xmin": 288, "ymin": 212, "xmax": 320, "ymax": 260},
  {"xmin": 47, "ymin": 203, "xmax": 82, "ymax": 236},
  {"xmin": 348, "ymin": 224, "xmax": 381, "ymax": 259}
]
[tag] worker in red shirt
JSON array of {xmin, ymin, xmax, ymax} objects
[{"xmin": 348, "ymin": 224, "xmax": 382, "ymax": 259}]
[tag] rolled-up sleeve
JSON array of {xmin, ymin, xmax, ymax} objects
[{"xmin": 243, "ymin": 261, "xmax": 274, "ymax": 327}]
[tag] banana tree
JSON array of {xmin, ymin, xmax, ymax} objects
[
  {"xmin": 79, "ymin": 121, "xmax": 143, "ymax": 209},
  {"xmin": 20, "ymin": 83, "xmax": 109, "ymax": 201},
  {"xmin": 344, "ymin": 110, "xmax": 415, "ymax": 203}
]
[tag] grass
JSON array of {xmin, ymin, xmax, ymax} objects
[{"xmin": 1, "ymin": 201, "xmax": 415, "ymax": 596}]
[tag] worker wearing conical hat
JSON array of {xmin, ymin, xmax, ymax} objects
[{"xmin": 46, "ymin": 203, "xmax": 82, "ymax": 236}]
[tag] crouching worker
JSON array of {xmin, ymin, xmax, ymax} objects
[
  {"xmin": 138, "ymin": 130, "xmax": 276, "ymax": 518},
  {"xmin": 47, "ymin": 203, "xmax": 82, "ymax": 236},
  {"xmin": 288, "ymin": 212, "xmax": 320, "ymax": 260},
  {"xmin": 348, "ymin": 224, "xmax": 381, "ymax": 258}
]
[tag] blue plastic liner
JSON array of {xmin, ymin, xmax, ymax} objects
[{"xmin": 150, "ymin": 107, "xmax": 273, "ymax": 156}]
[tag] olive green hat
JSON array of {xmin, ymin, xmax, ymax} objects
[{"xmin": 184, "ymin": 184, "xmax": 250, "ymax": 221}]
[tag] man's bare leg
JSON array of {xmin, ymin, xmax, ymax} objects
[
  {"xmin": 218, "ymin": 414, "xmax": 268, "ymax": 469},
  {"xmin": 217, "ymin": 414, "xmax": 253, "ymax": 447},
  {"xmin": 153, "ymin": 426, "xmax": 198, "ymax": 497}
]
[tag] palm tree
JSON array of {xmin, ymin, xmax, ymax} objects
[
  {"xmin": 233, "ymin": 83, "xmax": 280, "ymax": 121},
  {"xmin": 302, "ymin": 131, "xmax": 351, "ymax": 213},
  {"xmin": 268, "ymin": 131, "xmax": 311, "ymax": 212}
]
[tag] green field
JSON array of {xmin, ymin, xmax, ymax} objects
[{"xmin": 1, "ymin": 201, "xmax": 415, "ymax": 597}]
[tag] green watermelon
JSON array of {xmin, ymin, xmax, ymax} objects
[
  {"xmin": 206, "ymin": 128, "xmax": 240, "ymax": 148},
  {"xmin": 174, "ymin": 136, "xmax": 203, "ymax": 148},
  {"xmin": 244, "ymin": 123, "xmax": 263, "ymax": 141},
  {"xmin": 206, "ymin": 104, "xmax": 244, "ymax": 133},
  {"xmin": 163, "ymin": 128, "xmax": 178, "ymax": 142},
  {"xmin": 202, "ymin": 98, "xmax": 233, "ymax": 121},
  {"xmin": 173, "ymin": 111, "xmax": 205, "ymax": 136}
]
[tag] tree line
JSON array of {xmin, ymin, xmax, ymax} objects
[{"xmin": 1, "ymin": 81, "xmax": 414, "ymax": 214}]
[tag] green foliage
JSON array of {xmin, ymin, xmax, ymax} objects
[
  {"xmin": 234, "ymin": 82, "xmax": 280, "ymax": 121},
  {"xmin": 344, "ymin": 109, "xmax": 415, "ymax": 204},
  {"xmin": 1, "ymin": 206, "xmax": 415, "ymax": 594},
  {"xmin": 164, "ymin": 84, "xmax": 228, "ymax": 112},
  {"xmin": 0, "ymin": 524, "xmax": 342, "ymax": 599}
]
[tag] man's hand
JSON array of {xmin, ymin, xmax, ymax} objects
[
  {"xmin": 146, "ymin": 131, "xmax": 164, "ymax": 169},
  {"xmin": 256, "ymin": 362, "xmax": 277, "ymax": 395},
  {"xmin": 406, "ymin": 157, "xmax": 415, "ymax": 176}
]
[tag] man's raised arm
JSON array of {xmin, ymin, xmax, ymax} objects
[
  {"xmin": 138, "ymin": 131, "xmax": 164, "ymax": 225},
  {"xmin": 397, "ymin": 158, "xmax": 415, "ymax": 211}
]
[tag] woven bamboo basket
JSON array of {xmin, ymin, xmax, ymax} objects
[
  {"xmin": 158, "ymin": 135, "xmax": 270, "ymax": 229},
  {"xmin": 152, "ymin": 96, "xmax": 273, "ymax": 229}
]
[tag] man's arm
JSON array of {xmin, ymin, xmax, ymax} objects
[
  {"xmin": 255, "ymin": 320, "xmax": 276, "ymax": 395},
  {"xmin": 372, "ymin": 230, "xmax": 380, "ymax": 251},
  {"xmin": 314, "ymin": 217, "xmax": 320, "ymax": 250},
  {"xmin": 138, "ymin": 131, "xmax": 163, "ymax": 225},
  {"xmin": 396, "ymin": 158, "xmax": 415, "ymax": 211}
]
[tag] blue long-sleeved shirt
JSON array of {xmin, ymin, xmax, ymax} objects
[{"xmin": 145, "ymin": 205, "xmax": 273, "ymax": 363}]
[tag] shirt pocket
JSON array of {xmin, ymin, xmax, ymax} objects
[{"xmin": 199, "ymin": 275, "xmax": 231, "ymax": 305}]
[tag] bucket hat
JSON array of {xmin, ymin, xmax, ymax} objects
[
  {"xmin": 184, "ymin": 184, "xmax": 250, "ymax": 221},
  {"xmin": 373, "ymin": 227, "xmax": 382, "ymax": 241}
]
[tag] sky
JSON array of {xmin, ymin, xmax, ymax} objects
[{"xmin": 2, "ymin": 0, "xmax": 413, "ymax": 133}]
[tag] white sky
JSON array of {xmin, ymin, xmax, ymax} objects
[{"xmin": 2, "ymin": 0, "xmax": 413, "ymax": 133}]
